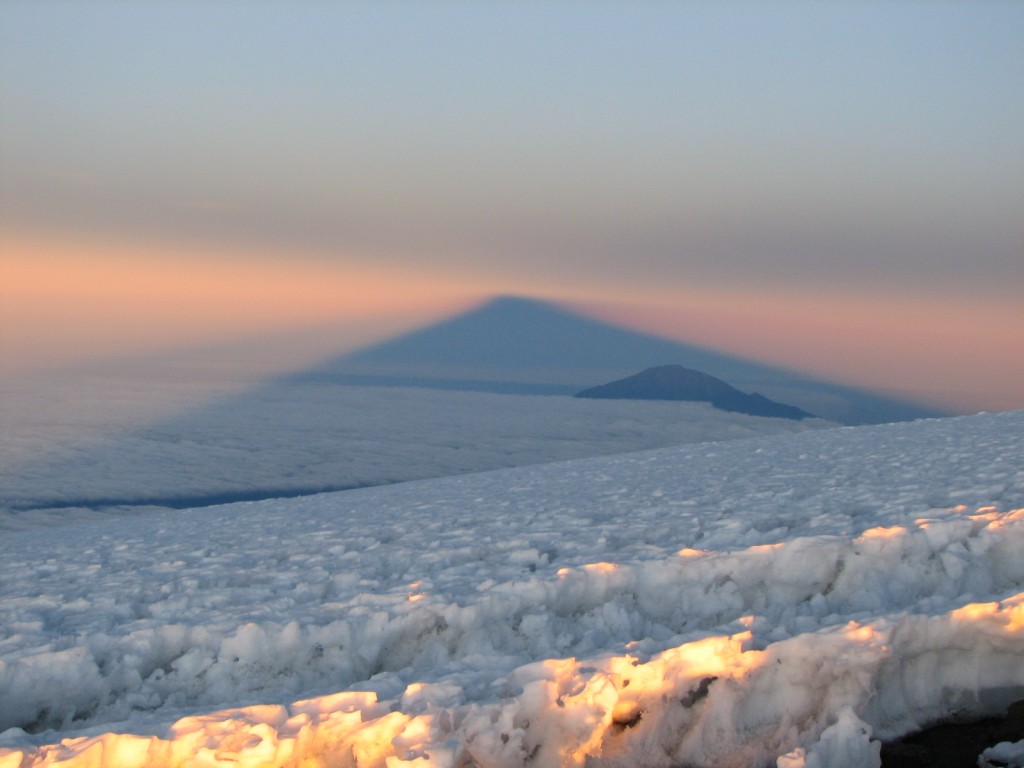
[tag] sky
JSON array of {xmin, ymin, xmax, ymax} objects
[{"xmin": 1, "ymin": 1, "xmax": 1022, "ymax": 412}]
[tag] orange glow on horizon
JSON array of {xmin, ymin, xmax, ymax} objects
[
  {"xmin": 0, "ymin": 232, "xmax": 488, "ymax": 374},
  {"xmin": 3, "ymin": 229, "xmax": 1022, "ymax": 413}
]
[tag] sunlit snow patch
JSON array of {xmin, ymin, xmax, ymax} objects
[
  {"xmin": 0, "ymin": 411, "xmax": 1021, "ymax": 766},
  {"xmin": 2, "ymin": 590, "xmax": 1022, "ymax": 767}
]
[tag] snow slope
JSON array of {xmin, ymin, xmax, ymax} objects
[
  {"xmin": 0, "ymin": 410, "xmax": 1022, "ymax": 767},
  {"xmin": 0, "ymin": 383, "xmax": 827, "ymax": 531}
]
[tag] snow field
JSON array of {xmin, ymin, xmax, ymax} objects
[
  {"xmin": 0, "ymin": 410, "xmax": 1021, "ymax": 766},
  {"xmin": 0, "ymin": 384, "xmax": 828, "ymax": 528}
]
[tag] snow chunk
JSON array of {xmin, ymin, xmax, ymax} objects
[{"xmin": 980, "ymin": 739, "xmax": 1024, "ymax": 768}]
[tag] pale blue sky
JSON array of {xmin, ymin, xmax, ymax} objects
[
  {"xmin": 2, "ymin": 1, "xmax": 1022, "ymax": 409},
  {"xmin": 4, "ymin": 1, "xmax": 1022, "ymax": 288}
]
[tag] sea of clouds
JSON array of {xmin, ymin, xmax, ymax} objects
[{"xmin": 0, "ymin": 378, "xmax": 829, "ymax": 530}]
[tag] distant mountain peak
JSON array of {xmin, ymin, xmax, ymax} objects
[
  {"xmin": 576, "ymin": 365, "xmax": 816, "ymax": 421},
  {"xmin": 302, "ymin": 294, "xmax": 947, "ymax": 425}
]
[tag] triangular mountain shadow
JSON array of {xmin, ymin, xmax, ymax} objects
[
  {"xmin": 1, "ymin": 295, "xmax": 948, "ymax": 520},
  {"xmin": 290, "ymin": 295, "xmax": 947, "ymax": 425}
]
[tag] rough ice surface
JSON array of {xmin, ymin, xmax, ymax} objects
[{"xmin": 0, "ymin": 410, "xmax": 1021, "ymax": 767}]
